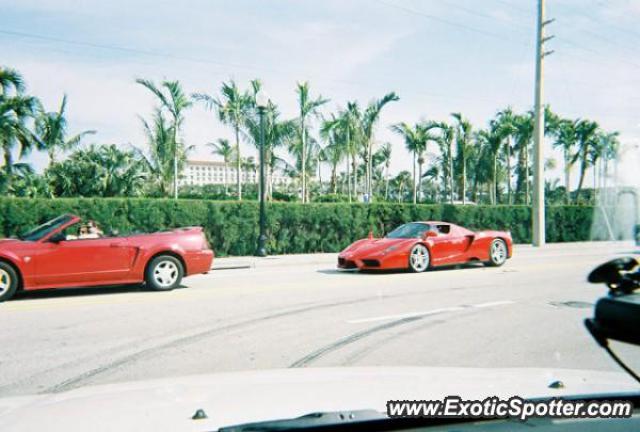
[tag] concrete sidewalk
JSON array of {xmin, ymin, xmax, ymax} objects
[{"xmin": 212, "ymin": 241, "xmax": 636, "ymax": 270}]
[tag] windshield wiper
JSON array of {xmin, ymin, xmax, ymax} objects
[{"xmin": 218, "ymin": 410, "xmax": 386, "ymax": 431}]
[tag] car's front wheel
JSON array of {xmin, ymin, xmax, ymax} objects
[
  {"xmin": 0, "ymin": 261, "xmax": 19, "ymax": 303},
  {"xmin": 408, "ymin": 244, "xmax": 430, "ymax": 273},
  {"xmin": 145, "ymin": 255, "xmax": 183, "ymax": 291},
  {"xmin": 487, "ymin": 239, "xmax": 508, "ymax": 267}
]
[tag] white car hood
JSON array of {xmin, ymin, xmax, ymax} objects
[{"xmin": 0, "ymin": 367, "xmax": 637, "ymax": 432}]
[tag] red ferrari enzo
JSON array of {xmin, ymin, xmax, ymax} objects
[
  {"xmin": 338, "ymin": 221, "xmax": 512, "ymax": 272},
  {"xmin": 0, "ymin": 214, "xmax": 214, "ymax": 302}
]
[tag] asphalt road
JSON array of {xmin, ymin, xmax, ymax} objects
[{"xmin": 1, "ymin": 242, "xmax": 639, "ymax": 397}]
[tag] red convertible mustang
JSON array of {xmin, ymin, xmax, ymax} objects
[
  {"xmin": 0, "ymin": 214, "xmax": 214, "ymax": 302},
  {"xmin": 338, "ymin": 221, "xmax": 512, "ymax": 272}
]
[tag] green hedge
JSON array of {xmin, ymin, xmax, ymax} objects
[{"xmin": 0, "ymin": 198, "xmax": 595, "ymax": 256}]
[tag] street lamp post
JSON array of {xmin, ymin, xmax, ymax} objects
[{"xmin": 255, "ymin": 90, "xmax": 269, "ymax": 257}]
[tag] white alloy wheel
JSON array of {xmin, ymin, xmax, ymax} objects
[
  {"xmin": 0, "ymin": 268, "xmax": 10, "ymax": 296},
  {"xmin": 409, "ymin": 244, "xmax": 430, "ymax": 273},
  {"xmin": 153, "ymin": 260, "xmax": 179, "ymax": 288},
  {"xmin": 489, "ymin": 239, "xmax": 507, "ymax": 266}
]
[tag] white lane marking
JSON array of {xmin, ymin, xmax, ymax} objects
[
  {"xmin": 347, "ymin": 300, "xmax": 515, "ymax": 324},
  {"xmin": 471, "ymin": 300, "xmax": 515, "ymax": 308}
]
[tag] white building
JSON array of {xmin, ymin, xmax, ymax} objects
[{"xmin": 180, "ymin": 159, "xmax": 291, "ymax": 187}]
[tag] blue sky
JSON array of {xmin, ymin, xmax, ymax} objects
[{"xmin": 1, "ymin": 0, "xmax": 639, "ymax": 184}]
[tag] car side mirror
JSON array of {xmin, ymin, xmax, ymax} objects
[
  {"xmin": 48, "ymin": 232, "xmax": 66, "ymax": 243},
  {"xmin": 422, "ymin": 230, "xmax": 438, "ymax": 240}
]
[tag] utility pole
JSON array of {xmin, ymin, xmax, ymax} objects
[{"xmin": 532, "ymin": 0, "xmax": 554, "ymax": 246}]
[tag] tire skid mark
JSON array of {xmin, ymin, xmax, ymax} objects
[
  {"xmin": 41, "ymin": 296, "xmax": 379, "ymax": 394},
  {"xmin": 290, "ymin": 305, "xmax": 486, "ymax": 368},
  {"xmin": 341, "ymin": 309, "xmax": 486, "ymax": 366}
]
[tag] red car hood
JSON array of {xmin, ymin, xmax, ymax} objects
[{"xmin": 341, "ymin": 238, "xmax": 415, "ymax": 258}]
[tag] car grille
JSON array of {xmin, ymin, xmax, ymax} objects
[
  {"xmin": 361, "ymin": 259, "xmax": 380, "ymax": 267},
  {"xmin": 338, "ymin": 257, "xmax": 357, "ymax": 269}
]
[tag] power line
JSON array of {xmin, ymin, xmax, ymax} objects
[
  {"xmin": 0, "ymin": 27, "xmax": 512, "ymax": 107},
  {"xmin": 375, "ymin": 0, "xmax": 529, "ymax": 46},
  {"xmin": 0, "ymin": 28, "xmax": 285, "ymax": 75}
]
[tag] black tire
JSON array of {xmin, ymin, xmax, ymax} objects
[
  {"xmin": 487, "ymin": 239, "xmax": 508, "ymax": 267},
  {"xmin": 145, "ymin": 255, "xmax": 183, "ymax": 291},
  {"xmin": 408, "ymin": 243, "xmax": 430, "ymax": 273},
  {"xmin": 0, "ymin": 261, "xmax": 19, "ymax": 303}
]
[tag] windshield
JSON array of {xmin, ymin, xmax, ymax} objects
[
  {"xmin": 20, "ymin": 215, "xmax": 74, "ymax": 241},
  {"xmin": 386, "ymin": 223, "xmax": 431, "ymax": 239}
]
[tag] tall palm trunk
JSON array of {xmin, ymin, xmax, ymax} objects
[
  {"xmin": 575, "ymin": 145, "xmax": 589, "ymax": 203},
  {"xmin": 330, "ymin": 164, "xmax": 337, "ymax": 194},
  {"xmin": 524, "ymin": 142, "xmax": 530, "ymax": 205},
  {"xmin": 506, "ymin": 138, "xmax": 512, "ymax": 204},
  {"xmin": 346, "ymin": 156, "xmax": 351, "ymax": 202},
  {"xmin": 461, "ymin": 155, "xmax": 467, "ymax": 205},
  {"xmin": 235, "ymin": 125, "xmax": 242, "ymax": 200},
  {"xmin": 385, "ymin": 163, "xmax": 390, "ymax": 201},
  {"xmin": 448, "ymin": 142, "xmax": 454, "ymax": 203},
  {"xmin": 300, "ymin": 116, "xmax": 306, "ymax": 204},
  {"xmin": 3, "ymin": 148, "xmax": 13, "ymax": 191},
  {"xmin": 367, "ymin": 142, "xmax": 373, "ymax": 197},
  {"xmin": 352, "ymin": 155, "xmax": 358, "ymax": 199},
  {"xmin": 223, "ymin": 161, "xmax": 228, "ymax": 195},
  {"xmin": 492, "ymin": 154, "xmax": 498, "ymax": 205},
  {"xmin": 172, "ymin": 126, "xmax": 178, "ymax": 199},
  {"xmin": 417, "ymin": 157, "xmax": 424, "ymax": 203},
  {"xmin": 412, "ymin": 152, "xmax": 417, "ymax": 204},
  {"xmin": 563, "ymin": 148, "xmax": 571, "ymax": 203}
]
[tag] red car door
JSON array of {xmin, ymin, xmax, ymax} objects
[
  {"xmin": 33, "ymin": 237, "xmax": 136, "ymax": 288},
  {"xmin": 429, "ymin": 224, "xmax": 470, "ymax": 265}
]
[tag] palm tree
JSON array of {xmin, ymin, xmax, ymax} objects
[
  {"xmin": 320, "ymin": 114, "xmax": 348, "ymax": 194},
  {"xmin": 551, "ymin": 118, "xmax": 577, "ymax": 203},
  {"xmin": 495, "ymin": 108, "xmax": 517, "ymax": 203},
  {"xmin": 391, "ymin": 122, "xmax": 425, "ymax": 204},
  {"xmin": 572, "ymin": 119, "xmax": 599, "ymax": 202},
  {"xmin": 48, "ymin": 144, "xmax": 147, "ymax": 197},
  {"xmin": 295, "ymin": 82, "xmax": 329, "ymax": 203},
  {"xmin": 193, "ymin": 80, "xmax": 251, "ymax": 200},
  {"xmin": 451, "ymin": 113, "xmax": 473, "ymax": 204},
  {"xmin": 36, "ymin": 95, "xmax": 96, "ymax": 165},
  {"xmin": 207, "ymin": 138, "xmax": 234, "ymax": 195},
  {"xmin": 477, "ymin": 125, "xmax": 501, "ymax": 204},
  {"xmin": 433, "ymin": 122, "xmax": 455, "ymax": 203},
  {"xmin": 137, "ymin": 108, "xmax": 184, "ymax": 196},
  {"xmin": 242, "ymin": 156, "xmax": 257, "ymax": 185},
  {"xmin": 378, "ymin": 142, "xmax": 392, "ymax": 200},
  {"xmin": 0, "ymin": 67, "xmax": 41, "ymax": 192},
  {"xmin": 391, "ymin": 170, "xmax": 412, "ymax": 203},
  {"xmin": 361, "ymin": 92, "xmax": 399, "ymax": 197},
  {"xmin": 136, "ymin": 78, "xmax": 192, "ymax": 199},
  {"xmin": 598, "ymin": 131, "xmax": 620, "ymax": 197},
  {"xmin": 512, "ymin": 112, "xmax": 534, "ymax": 204},
  {"xmin": 243, "ymin": 94, "xmax": 296, "ymax": 199},
  {"xmin": 322, "ymin": 104, "xmax": 361, "ymax": 201}
]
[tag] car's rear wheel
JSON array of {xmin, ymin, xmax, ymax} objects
[
  {"xmin": 487, "ymin": 239, "xmax": 508, "ymax": 267},
  {"xmin": 0, "ymin": 262, "xmax": 19, "ymax": 303},
  {"xmin": 408, "ymin": 244, "xmax": 430, "ymax": 273},
  {"xmin": 145, "ymin": 255, "xmax": 183, "ymax": 291}
]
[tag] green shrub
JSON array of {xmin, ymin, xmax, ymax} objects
[{"xmin": 0, "ymin": 198, "xmax": 595, "ymax": 256}]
